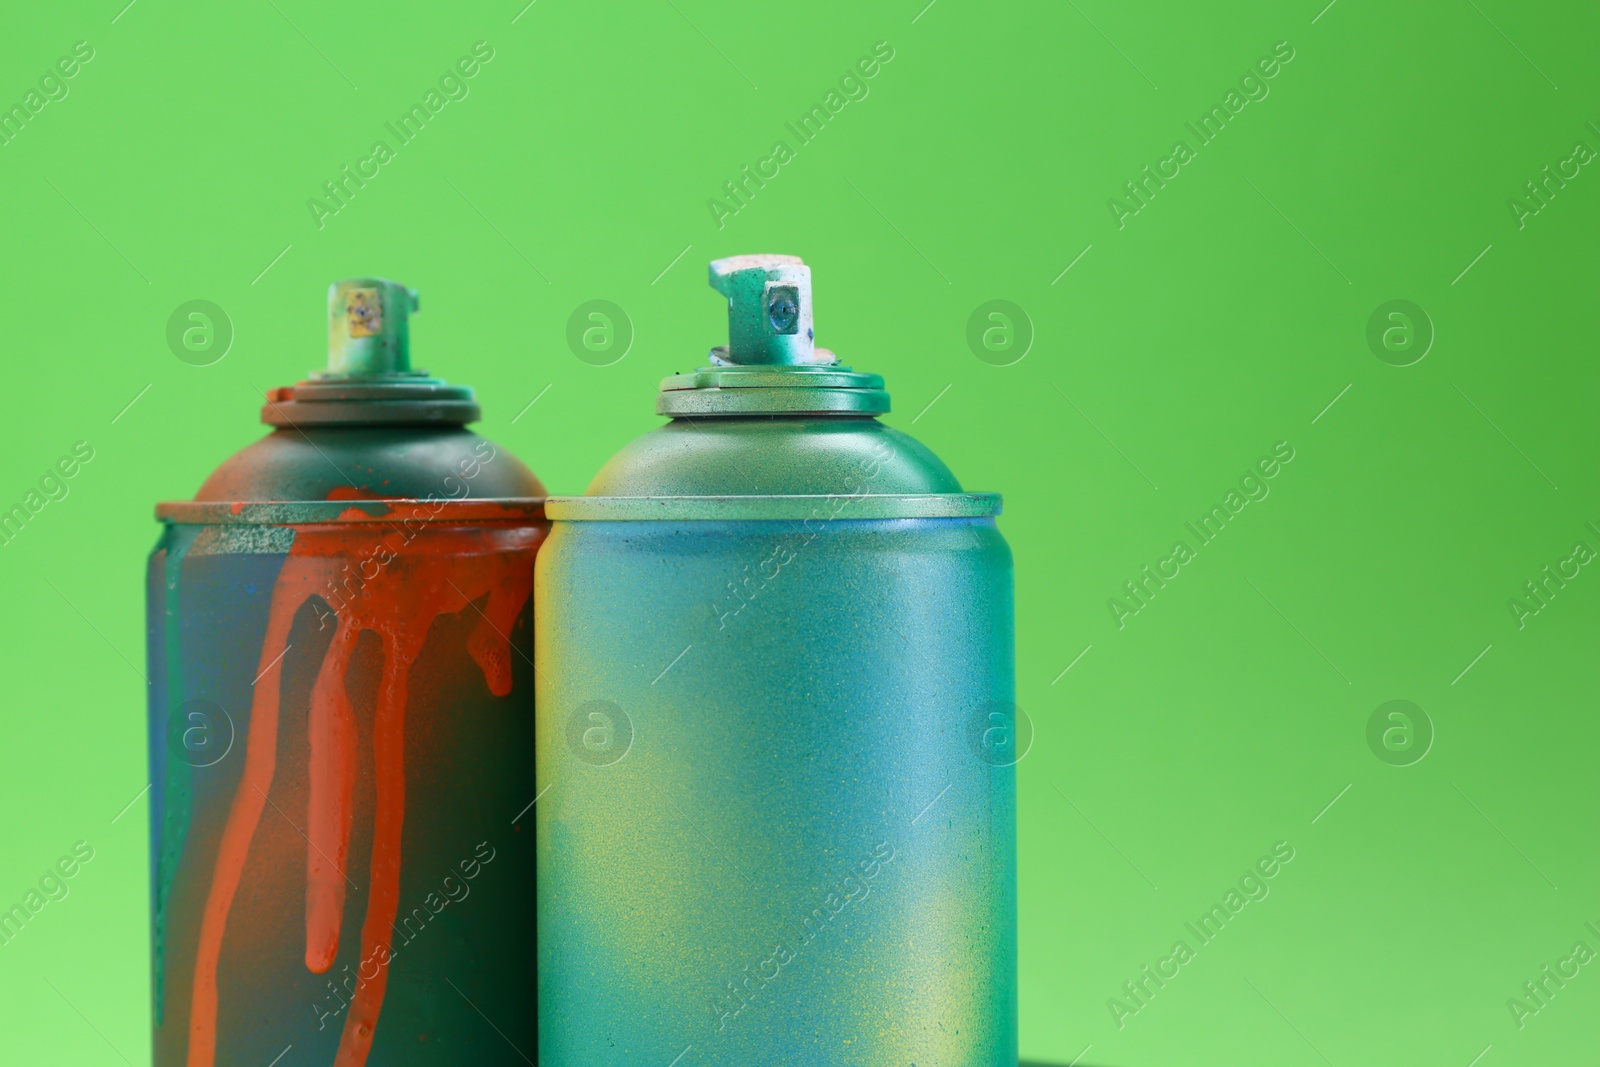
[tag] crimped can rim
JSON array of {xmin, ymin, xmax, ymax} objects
[
  {"xmin": 545, "ymin": 493, "xmax": 1001, "ymax": 521},
  {"xmin": 155, "ymin": 498, "xmax": 546, "ymax": 525}
]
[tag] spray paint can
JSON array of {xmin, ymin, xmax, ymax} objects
[
  {"xmin": 149, "ymin": 279, "xmax": 545, "ymax": 1066},
  {"xmin": 536, "ymin": 255, "xmax": 1017, "ymax": 1064}
]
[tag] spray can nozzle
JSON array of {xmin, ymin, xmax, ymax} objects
[
  {"xmin": 708, "ymin": 254, "xmax": 833, "ymax": 366},
  {"xmin": 327, "ymin": 278, "xmax": 420, "ymax": 377},
  {"xmin": 259, "ymin": 277, "xmax": 476, "ymax": 426}
]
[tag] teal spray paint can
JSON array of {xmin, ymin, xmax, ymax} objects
[{"xmin": 536, "ymin": 255, "xmax": 1017, "ymax": 1065}]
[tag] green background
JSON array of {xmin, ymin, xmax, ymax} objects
[{"xmin": 1, "ymin": 0, "xmax": 1595, "ymax": 1063}]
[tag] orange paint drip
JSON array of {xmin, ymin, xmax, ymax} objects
[
  {"xmin": 185, "ymin": 559, "xmax": 328, "ymax": 1067},
  {"xmin": 305, "ymin": 619, "xmax": 358, "ymax": 974},
  {"xmin": 185, "ymin": 509, "xmax": 539, "ymax": 1067},
  {"xmin": 334, "ymin": 640, "xmax": 412, "ymax": 1065}
]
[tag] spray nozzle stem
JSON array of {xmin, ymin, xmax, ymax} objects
[
  {"xmin": 327, "ymin": 278, "xmax": 419, "ymax": 376},
  {"xmin": 708, "ymin": 254, "xmax": 829, "ymax": 366}
]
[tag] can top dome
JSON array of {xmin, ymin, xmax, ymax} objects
[
  {"xmin": 163, "ymin": 276, "xmax": 543, "ymax": 512},
  {"xmin": 559, "ymin": 253, "xmax": 994, "ymax": 516},
  {"xmin": 261, "ymin": 277, "xmax": 480, "ymax": 427},
  {"xmin": 657, "ymin": 255, "xmax": 890, "ymax": 416}
]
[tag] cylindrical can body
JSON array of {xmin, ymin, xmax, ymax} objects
[
  {"xmin": 536, "ymin": 507, "xmax": 1016, "ymax": 1065},
  {"xmin": 148, "ymin": 501, "xmax": 544, "ymax": 1066}
]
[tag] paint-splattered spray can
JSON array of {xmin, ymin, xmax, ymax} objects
[
  {"xmin": 536, "ymin": 255, "xmax": 1017, "ymax": 1065},
  {"xmin": 149, "ymin": 279, "xmax": 545, "ymax": 1066}
]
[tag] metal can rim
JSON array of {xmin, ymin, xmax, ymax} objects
[
  {"xmin": 545, "ymin": 492, "xmax": 1001, "ymax": 521},
  {"xmin": 656, "ymin": 386, "xmax": 889, "ymax": 417},
  {"xmin": 155, "ymin": 498, "xmax": 546, "ymax": 525}
]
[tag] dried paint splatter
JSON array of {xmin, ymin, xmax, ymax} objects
[{"xmin": 184, "ymin": 508, "xmax": 539, "ymax": 1067}]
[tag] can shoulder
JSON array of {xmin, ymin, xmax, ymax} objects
[
  {"xmin": 189, "ymin": 426, "xmax": 545, "ymax": 503},
  {"xmin": 584, "ymin": 417, "xmax": 965, "ymax": 497}
]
